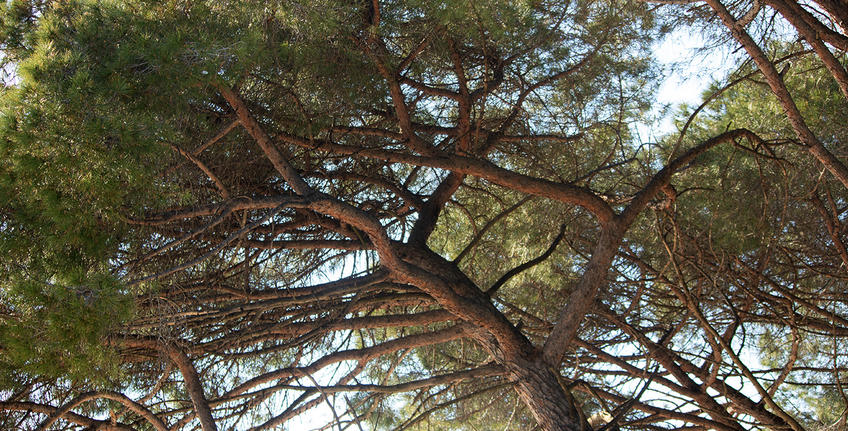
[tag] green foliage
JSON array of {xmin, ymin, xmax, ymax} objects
[
  {"xmin": 0, "ymin": 273, "xmax": 133, "ymax": 388},
  {"xmin": 1, "ymin": 0, "xmax": 843, "ymax": 430},
  {"xmin": 659, "ymin": 49, "xmax": 848, "ymax": 426}
]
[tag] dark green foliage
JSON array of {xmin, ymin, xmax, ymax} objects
[{"xmin": 0, "ymin": 274, "xmax": 132, "ymax": 388}]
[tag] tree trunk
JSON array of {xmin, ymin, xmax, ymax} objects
[{"xmin": 508, "ymin": 357, "xmax": 590, "ymax": 431}]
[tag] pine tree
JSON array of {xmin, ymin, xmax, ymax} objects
[{"xmin": 0, "ymin": 1, "xmax": 846, "ymax": 430}]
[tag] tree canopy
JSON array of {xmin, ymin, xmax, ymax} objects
[{"xmin": 0, "ymin": 0, "xmax": 847, "ymax": 430}]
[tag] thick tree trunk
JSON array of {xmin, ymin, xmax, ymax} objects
[
  {"xmin": 508, "ymin": 357, "xmax": 590, "ymax": 431},
  {"xmin": 394, "ymin": 244, "xmax": 591, "ymax": 430}
]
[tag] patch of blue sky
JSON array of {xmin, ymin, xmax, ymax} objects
[{"xmin": 636, "ymin": 27, "xmax": 737, "ymax": 141}]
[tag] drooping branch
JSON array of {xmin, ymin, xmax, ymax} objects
[
  {"xmin": 0, "ymin": 402, "xmax": 137, "ymax": 431},
  {"xmin": 33, "ymin": 391, "xmax": 168, "ymax": 431},
  {"xmin": 270, "ymin": 364, "xmax": 505, "ymax": 394},
  {"xmin": 166, "ymin": 142, "xmax": 230, "ymax": 198}
]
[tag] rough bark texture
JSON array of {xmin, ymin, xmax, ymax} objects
[
  {"xmin": 509, "ymin": 358, "xmax": 590, "ymax": 431},
  {"xmin": 543, "ymin": 226, "xmax": 623, "ymax": 366}
]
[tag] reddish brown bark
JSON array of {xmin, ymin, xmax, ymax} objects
[{"xmin": 168, "ymin": 348, "xmax": 219, "ymax": 431}]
